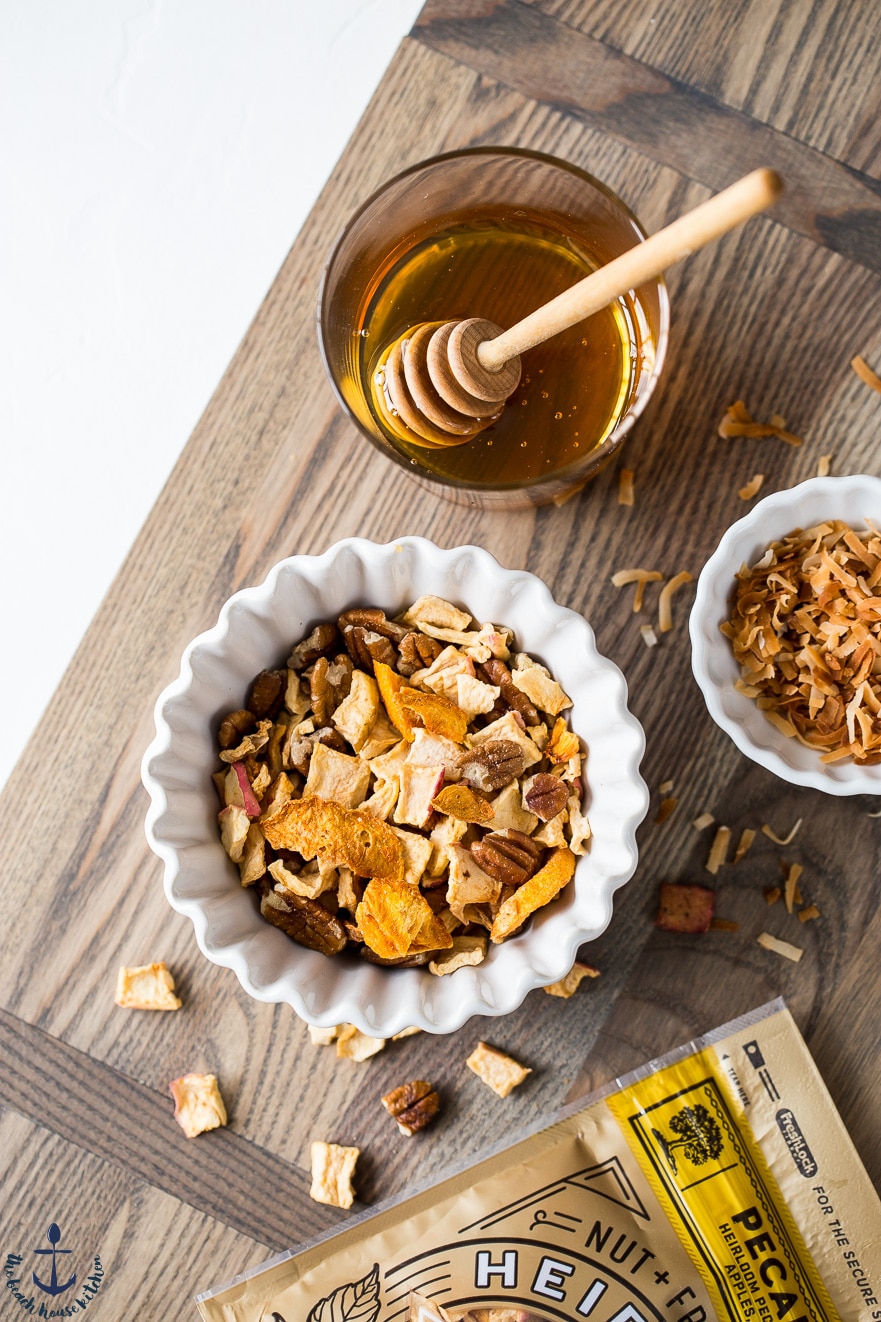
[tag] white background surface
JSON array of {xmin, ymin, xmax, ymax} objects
[{"xmin": 0, "ymin": 0, "xmax": 423, "ymax": 791}]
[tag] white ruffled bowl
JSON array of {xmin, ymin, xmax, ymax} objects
[
  {"xmin": 142, "ymin": 537, "xmax": 648, "ymax": 1035},
  {"xmin": 690, "ymin": 474, "xmax": 881, "ymax": 796}
]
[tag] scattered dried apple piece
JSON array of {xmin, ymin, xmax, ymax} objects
[
  {"xmin": 655, "ymin": 882, "xmax": 715, "ymax": 934},
  {"xmin": 169, "ymin": 1073, "xmax": 227, "ymax": 1139},
  {"xmin": 542, "ymin": 962, "xmax": 600, "ymax": 997},
  {"xmin": 115, "ymin": 962, "xmax": 182, "ymax": 1011},
  {"xmin": 309, "ymin": 1141, "xmax": 359, "ymax": 1208},
  {"xmin": 466, "ymin": 1042, "xmax": 531, "ymax": 1097}
]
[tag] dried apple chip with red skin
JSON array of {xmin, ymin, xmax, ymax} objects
[
  {"xmin": 490, "ymin": 847, "xmax": 576, "ymax": 943},
  {"xmin": 655, "ymin": 882, "xmax": 715, "ymax": 933},
  {"xmin": 357, "ymin": 877, "xmax": 454, "ymax": 959}
]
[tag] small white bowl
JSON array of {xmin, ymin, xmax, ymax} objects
[
  {"xmin": 690, "ymin": 474, "xmax": 881, "ymax": 796},
  {"xmin": 142, "ymin": 536, "xmax": 648, "ymax": 1035}
]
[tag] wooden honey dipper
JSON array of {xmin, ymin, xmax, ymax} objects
[{"xmin": 373, "ymin": 168, "xmax": 783, "ymax": 448}]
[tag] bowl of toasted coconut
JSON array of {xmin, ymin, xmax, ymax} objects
[
  {"xmin": 142, "ymin": 537, "xmax": 648, "ymax": 1035},
  {"xmin": 691, "ymin": 474, "xmax": 881, "ymax": 795}
]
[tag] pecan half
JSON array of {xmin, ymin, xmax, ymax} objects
[
  {"xmin": 341, "ymin": 624, "xmax": 398, "ymax": 674},
  {"xmin": 246, "ymin": 670, "xmax": 287, "ymax": 719},
  {"xmin": 381, "ymin": 1080, "xmax": 441, "ymax": 1135},
  {"xmin": 360, "ymin": 947, "xmax": 435, "ymax": 967},
  {"xmin": 397, "ymin": 630, "xmax": 444, "ymax": 676},
  {"xmin": 287, "ymin": 623, "xmax": 340, "ymax": 671},
  {"xmin": 260, "ymin": 889, "xmax": 347, "ymax": 956},
  {"xmin": 338, "ymin": 608, "xmax": 408, "ymax": 644},
  {"xmin": 310, "ymin": 654, "xmax": 353, "ymax": 725},
  {"xmin": 471, "ymin": 829, "xmax": 542, "ymax": 886},
  {"xmin": 480, "ymin": 658, "xmax": 541, "ymax": 726},
  {"xmin": 217, "ymin": 708, "xmax": 256, "ymax": 751},
  {"xmin": 458, "ymin": 740, "xmax": 525, "ymax": 792},
  {"xmin": 524, "ymin": 773, "xmax": 569, "ymax": 822}
]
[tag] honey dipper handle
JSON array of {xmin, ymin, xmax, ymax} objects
[{"xmin": 477, "ymin": 168, "xmax": 783, "ymax": 373}]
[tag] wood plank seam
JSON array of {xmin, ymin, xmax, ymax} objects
[
  {"xmin": 412, "ymin": 0, "xmax": 881, "ymax": 274},
  {"xmin": 0, "ymin": 1006, "xmax": 342, "ymax": 1252}
]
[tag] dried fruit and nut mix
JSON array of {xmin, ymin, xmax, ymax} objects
[
  {"xmin": 723, "ymin": 520, "xmax": 881, "ymax": 763},
  {"xmin": 211, "ymin": 596, "xmax": 590, "ymax": 968}
]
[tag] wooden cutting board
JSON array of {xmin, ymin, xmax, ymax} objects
[{"xmin": 2, "ymin": 1, "xmax": 880, "ymax": 1314}]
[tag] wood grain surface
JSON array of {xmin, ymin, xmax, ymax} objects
[{"xmin": 2, "ymin": 2, "xmax": 880, "ymax": 1317}]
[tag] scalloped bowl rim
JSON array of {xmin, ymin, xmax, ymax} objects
[
  {"xmin": 690, "ymin": 474, "xmax": 881, "ymax": 796},
  {"xmin": 142, "ymin": 536, "xmax": 649, "ymax": 1034}
]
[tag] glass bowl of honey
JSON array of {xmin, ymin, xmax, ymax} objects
[{"xmin": 318, "ymin": 147, "xmax": 669, "ymax": 509}]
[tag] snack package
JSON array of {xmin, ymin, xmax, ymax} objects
[{"xmin": 197, "ymin": 1000, "xmax": 881, "ymax": 1321}]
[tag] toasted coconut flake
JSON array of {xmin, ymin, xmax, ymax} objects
[
  {"xmin": 710, "ymin": 917, "xmax": 740, "ymax": 932},
  {"xmin": 655, "ymin": 796, "xmax": 678, "ymax": 824},
  {"xmin": 817, "ymin": 454, "xmax": 832, "ymax": 477},
  {"xmin": 718, "ymin": 400, "xmax": 804, "ymax": 447},
  {"xmin": 738, "ymin": 473, "xmax": 765, "ymax": 501},
  {"xmin": 658, "ymin": 778, "xmax": 674, "ymax": 794},
  {"xmin": 641, "ymin": 624, "xmax": 659, "ymax": 648},
  {"xmin": 783, "ymin": 861, "xmax": 803, "ymax": 914},
  {"xmin": 765, "ymin": 886, "xmax": 782, "ymax": 905},
  {"xmin": 762, "ymin": 817, "xmax": 803, "ymax": 846},
  {"xmin": 733, "ymin": 827, "xmax": 756, "ymax": 862},
  {"xmin": 851, "ymin": 354, "xmax": 881, "ymax": 395},
  {"xmin": 705, "ymin": 824, "xmax": 731, "ymax": 875},
  {"xmin": 724, "ymin": 522, "xmax": 881, "ymax": 763},
  {"xmin": 618, "ymin": 468, "xmax": 635, "ymax": 507},
  {"xmin": 691, "ymin": 811, "xmax": 715, "ymax": 831},
  {"xmin": 757, "ymin": 931, "xmax": 804, "ymax": 962},
  {"xmin": 611, "ymin": 567, "xmax": 662, "ymax": 614},
  {"xmin": 798, "ymin": 903, "xmax": 821, "ymax": 922},
  {"xmin": 658, "ymin": 571, "xmax": 693, "ymax": 633}
]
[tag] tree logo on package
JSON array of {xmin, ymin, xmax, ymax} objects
[{"xmin": 651, "ymin": 1104, "xmax": 724, "ymax": 1176}]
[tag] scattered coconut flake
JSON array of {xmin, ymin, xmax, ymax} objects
[
  {"xmin": 762, "ymin": 818, "xmax": 803, "ymax": 847},
  {"xmin": 611, "ymin": 567, "xmax": 663, "ymax": 613},
  {"xmin": 738, "ymin": 473, "xmax": 765, "ymax": 501},
  {"xmin": 659, "ymin": 571, "xmax": 694, "ymax": 633},
  {"xmin": 718, "ymin": 400, "xmax": 804, "ymax": 446},
  {"xmin": 705, "ymin": 824, "xmax": 731, "ymax": 875},
  {"xmin": 733, "ymin": 827, "xmax": 756, "ymax": 862},
  {"xmin": 658, "ymin": 779, "xmax": 674, "ymax": 795},
  {"xmin": 783, "ymin": 862, "xmax": 803, "ymax": 914},
  {"xmin": 868, "ymin": 808, "xmax": 881, "ymax": 818},
  {"xmin": 798, "ymin": 903, "xmax": 821, "ymax": 923},
  {"xmin": 692, "ymin": 811, "xmax": 715, "ymax": 831},
  {"xmin": 710, "ymin": 917, "xmax": 740, "ymax": 932},
  {"xmin": 765, "ymin": 886, "xmax": 782, "ymax": 905},
  {"xmin": 618, "ymin": 468, "xmax": 635, "ymax": 506},
  {"xmin": 817, "ymin": 454, "xmax": 832, "ymax": 477},
  {"xmin": 655, "ymin": 797, "xmax": 678, "ymax": 824},
  {"xmin": 851, "ymin": 354, "xmax": 881, "ymax": 395},
  {"xmin": 641, "ymin": 623, "xmax": 659, "ymax": 648},
  {"xmin": 757, "ymin": 931, "xmax": 804, "ymax": 962}
]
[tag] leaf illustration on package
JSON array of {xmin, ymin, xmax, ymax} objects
[{"xmin": 307, "ymin": 1262, "xmax": 381, "ymax": 1322}]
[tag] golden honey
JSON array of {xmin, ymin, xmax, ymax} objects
[{"xmin": 357, "ymin": 210, "xmax": 653, "ymax": 489}]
